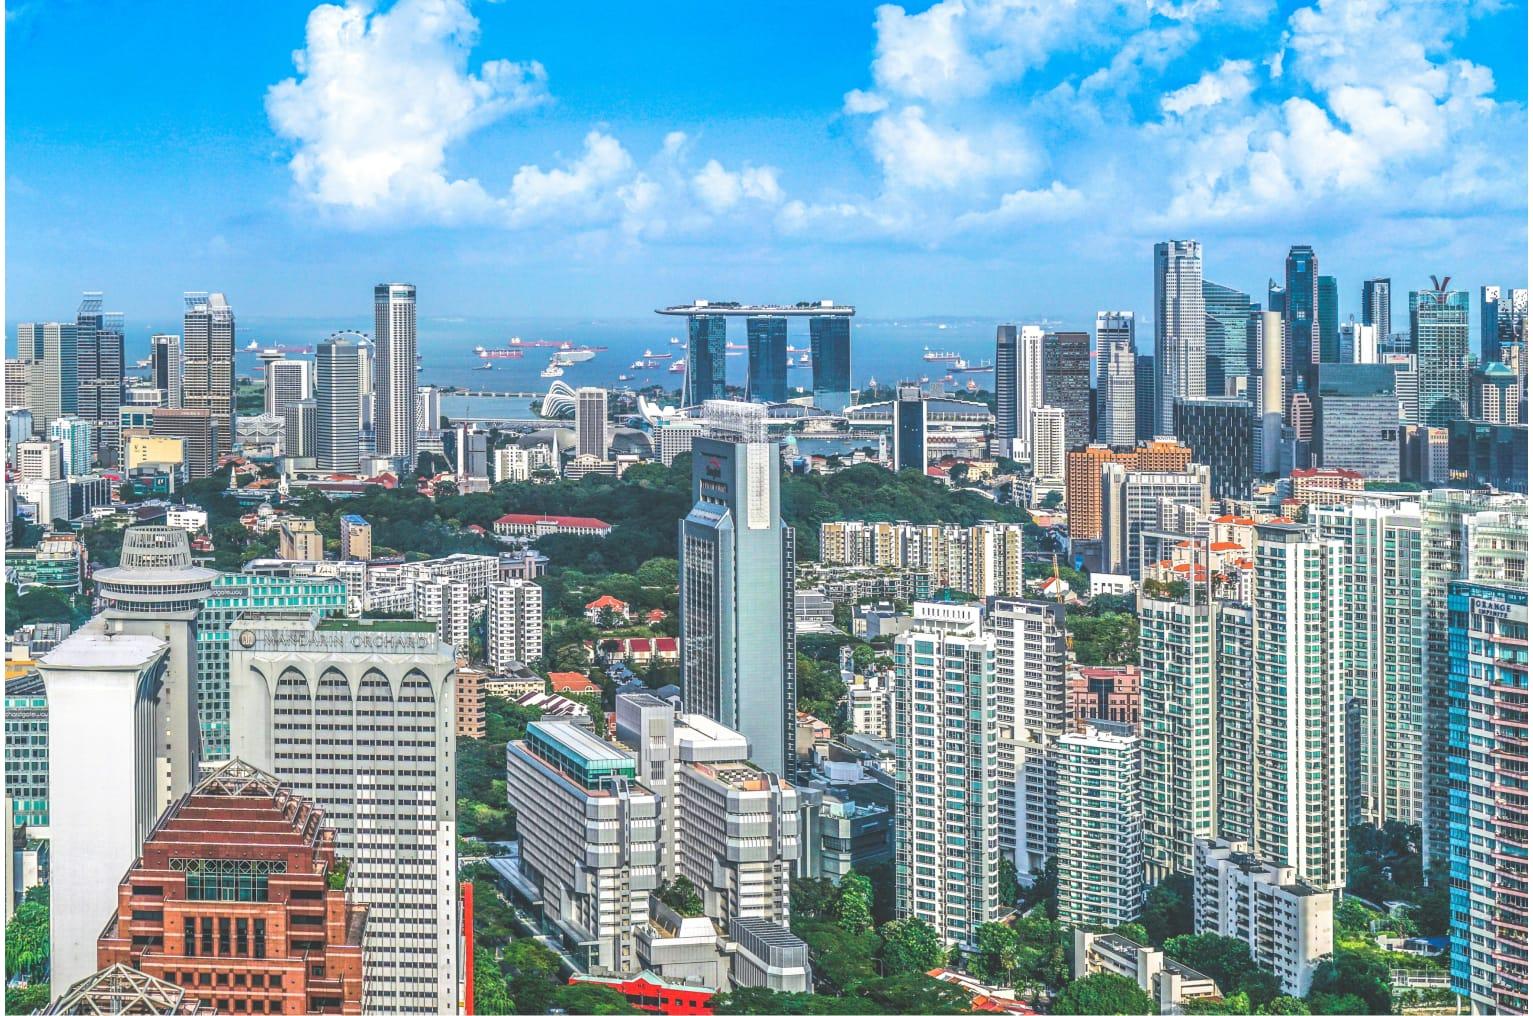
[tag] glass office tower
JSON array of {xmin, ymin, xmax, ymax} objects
[
  {"xmin": 685, "ymin": 315, "xmax": 727, "ymax": 406},
  {"xmin": 745, "ymin": 315, "xmax": 787, "ymax": 404},
  {"xmin": 809, "ymin": 315, "xmax": 851, "ymax": 411}
]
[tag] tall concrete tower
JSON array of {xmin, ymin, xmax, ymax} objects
[{"xmin": 91, "ymin": 526, "xmax": 216, "ymax": 808}]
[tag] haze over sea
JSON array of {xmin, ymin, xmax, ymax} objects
[{"xmin": 13, "ymin": 315, "xmax": 1049, "ymax": 397}]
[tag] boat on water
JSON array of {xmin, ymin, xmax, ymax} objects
[
  {"xmin": 950, "ymin": 359, "xmax": 994, "ymax": 373},
  {"xmin": 475, "ymin": 346, "xmax": 524, "ymax": 359},
  {"xmin": 477, "ymin": 362, "xmax": 494, "ymax": 371},
  {"xmin": 630, "ymin": 359, "xmax": 648, "ymax": 369},
  {"xmin": 923, "ymin": 347, "xmax": 961, "ymax": 362},
  {"xmin": 965, "ymin": 379, "xmax": 979, "ymax": 392},
  {"xmin": 669, "ymin": 361, "xmax": 687, "ymax": 374},
  {"xmin": 726, "ymin": 350, "xmax": 743, "ymax": 357},
  {"xmin": 552, "ymin": 348, "xmax": 596, "ymax": 365},
  {"xmin": 618, "ymin": 374, "xmax": 631, "ymax": 382},
  {"xmin": 669, "ymin": 336, "xmax": 681, "ymax": 344},
  {"xmin": 540, "ymin": 364, "xmax": 565, "ymax": 378},
  {"xmin": 243, "ymin": 340, "xmax": 259, "ymax": 352},
  {"xmin": 643, "ymin": 349, "xmax": 674, "ymax": 359},
  {"xmin": 919, "ymin": 375, "xmax": 930, "ymax": 384},
  {"xmin": 725, "ymin": 342, "xmax": 747, "ymax": 351},
  {"xmin": 797, "ymin": 353, "xmax": 811, "ymax": 365}
]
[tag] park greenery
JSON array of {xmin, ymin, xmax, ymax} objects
[{"xmin": 5, "ymin": 884, "xmax": 49, "ymax": 979}]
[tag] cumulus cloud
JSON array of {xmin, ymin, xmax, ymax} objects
[
  {"xmin": 1161, "ymin": 59, "xmax": 1255, "ymax": 115},
  {"xmin": 268, "ymin": 0, "xmax": 789, "ymax": 236},
  {"xmin": 266, "ymin": 0, "xmax": 548, "ymax": 220},
  {"xmin": 867, "ymin": 106, "xmax": 1032, "ymax": 192}
]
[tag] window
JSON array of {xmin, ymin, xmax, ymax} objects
[{"xmin": 171, "ymin": 857, "xmax": 288, "ymax": 902}]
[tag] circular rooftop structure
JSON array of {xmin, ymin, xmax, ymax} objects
[{"xmin": 93, "ymin": 526, "xmax": 217, "ymax": 614}]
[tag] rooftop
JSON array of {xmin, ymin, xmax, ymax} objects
[
  {"xmin": 38, "ymin": 624, "xmax": 168, "ymax": 671},
  {"xmin": 527, "ymin": 719, "xmax": 631, "ymax": 764},
  {"xmin": 495, "ymin": 512, "xmax": 612, "ymax": 529},
  {"xmin": 656, "ymin": 300, "xmax": 854, "ymax": 316},
  {"xmin": 316, "ymin": 617, "xmax": 438, "ymax": 633}
]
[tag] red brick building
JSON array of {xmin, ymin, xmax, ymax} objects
[
  {"xmin": 1067, "ymin": 666, "xmax": 1142, "ymax": 729},
  {"xmin": 97, "ymin": 759, "xmax": 367, "ymax": 1015}
]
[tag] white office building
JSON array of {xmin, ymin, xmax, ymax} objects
[
  {"xmin": 893, "ymin": 602, "xmax": 1000, "ymax": 947},
  {"xmin": 1096, "ymin": 312, "xmax": 1138, "ymax": 448},
  {"xmin": 37, "ymin": 624, "xmax": 171, "ymax": 996},
  {"xmin": 1194, "ymin": 837, "xmax": 1334, "ymax": 997},
  {"xmin": 15, "ymin": 439, "xmax": 63, "ymax": 480},
  {"xmin": 1100, "ymin": 462, "xmax": 1211, "ymax": 578},
  {"xmin": 1154, "ymin": 240, "xmax": 1206, "ymax": 433},
  {"xmin": 265, "ymin": 358, "xmax": 313, "ymax": 416},
  {"xmin": 373, "ymin": 283, "xmax": 417, "ymax": 466},
  {"xmin": 486, "ymin": 579, "xmax": 544, "ymax": 672},
  {"xmin": 46, "ymin": 417, "xmax": 93, "ymax": 476},
  {"xmin": 1056, "ymin": 722, "xmax": 1143, "ymax": 929},
  {"xmin": 228, "ymin": 612, "xmax": 457, "ymax": 1014},
  {"xmin": 654, "ymin": 420, "xmax": 705, "ymax": 466},
  {"xmin": 1031, "ymin": 405, "xmax": 1066, "ymax": 485}
]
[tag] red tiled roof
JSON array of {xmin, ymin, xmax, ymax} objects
[
  {"xmin": 586, "ymin": 595, "xmax": 629, "ymax": 611},
  {"xmin": 496, "ymin": 512, "xmax": 612, "ymax": 530},
  {"xmin": 652, "ymin": 637, "xmax": 678, "ymax": 652},
  {"xmin": 549, "ymin": 671, "xmax": 600, "ymax": 694}
]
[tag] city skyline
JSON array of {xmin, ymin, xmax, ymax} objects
[{"xmin": 6, "ymin": 0, "xmax": 1527, "ymax": 323}]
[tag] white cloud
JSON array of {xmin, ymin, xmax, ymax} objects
[
  {"xmin": 1161, "ymin": 59, "xmax": 1255, "ymax": 115},
  {"xmin": 953, "ymin": 181, "xmax": 1088, "ymax": 229},
  {"xmin": 868, "ymin": 105, "xmax": 1032, "ymax": 192},
  {"xmin": 691, "ymin": 160, "xmax": 784, "ymax": 213},
  {"xmin": 842, "ymin": 88, "xmax": 889, "ymax": 115},
  {"xmin": 266, "ymin": 0, "xmax": 548, "ymax": 220},
  {"xmin": 507, "ymin": 131, "xmax": 635, "ymax": 225}
]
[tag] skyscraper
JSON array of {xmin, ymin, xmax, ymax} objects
[
  {"xmin": 1043, "ymin": 331, "xmax": 1092, "ymax": 450},
  {"xmin": 991, "ymin": 598, "xmax": 1068, "ymax": 882},
  {"xmin": 892, "ymin": 383, "xmax": 926, "ymax": 472},
  {"xmin": 1478, "ymin": 284, "xmax": 1529, "ymax": 366},
  {"xmin": 745, "ymin": 315, "xmax": 788, "ymax": 403},
  {"xmin": 229, "ymin": 613, "xmax": 457, "ymax": 1014},
  {"xmin": 1446, "ymin": 580, "xmax": 1527, "ymax": 1013},
  {"xmin": 995, "ymin": 324, "xmax": 1019, "ymax": 455},
  {"xmin": 1256, "ymin": 310, "xmax": 1285, "ymax": 475},
  {"xmin": 1313, "ymin": 501, "xmax": 1423, "ymax": 828},
  {"xmin": 265, "ymin": 358, "xmax": 312, "ymax": 416},
  {"xmin": 315, "ymin": 334, "xmax": 362, "ymax": 473},
  {"xmin": 1056, "ymin": 723, "xmax": 1143, "ymax": 929},
  {"xmin": 75, "ymin": 293, "xmax": 124, "ymax": 466},
  {"xmin": 1313, "ymin": 364, "xmax": 1400, "ymax": 480},
  {"xmin": 486, "ymin": 579, "xmax": 543, "ymax": 673},
  {"xmin": 91, "ymin": 526, "xmax": 216, "ymax": 812},
  {"xmin": 1140, "ymin": 583, "xmax": 1220, "ymax": 882},
  {"xmin": 1135, "ymin": 354, "xmax": 1157, "ymax": 442},
  {"xmin": 1031, "ymin": 406, "xmax": 1066, "ymax": 485},
  {"xmin": 18, "ymin": 322, "xmax": 77, "ymax": 433},
  {"xmin": 685, "ymin": 314, "xmax": 727, "ymax": 407},
  {"xmin": 373, "ymin": 283, "xmax": 417, "ymax": 466},
  {"xmin": 893, "ymin": 603, "xmax": 999, "ymax": 947},
  {"xmin": 183, "ymin": 292, "xmax": 235, "ymax": 455},
  {"xmin": 1419, "ymin": 491, "xmax": 1527, "ymax": 870},
  {"xmin": 809, "ymin": 313, "xmax": 852, "ymax": 411},
  {"xmin": 150, "ymin": 334, "xmax": 183, "ymax": 409},
  {"xmin": 1251, "ymin": 523, "xmax": 1347, "ymax": 891},
  {"xmin": 1317, "ymin": 274, "xmax": 1339, "ymax": 363},
  {"xmin": 1362, "ymin": 278, "xmax": 1391, "ymax": 339},
  {"xmin": 1173, "ymin": 398, "xmax": 1254, "ymax": 498},
  {"xmin": 1095, "ymin": 312, "xmax": 1137, "ymax": 447},
  {"xmin": 575, "ymin": 386, "xmax": 610, "ymax": 459},
  {"xmin": 37, "ymin": 623, "xmax": 171, "ymax": 994},
  {"xmin": 283, "ymin": 399, "xmax": 317, "ymax": 459},
  {"xmin": 679, "ymin": 435, "xmax": 796, "ymax": 779},
  {"xmin": 1283, "ymin": 246, "xmax": 1319, "ymax": 421},
  {"xmin": 1154, "ymin": 240, "xmax": 1206, "ymax": 433},
  {"xmin": 1202, "ymin": 281, "xmax": 1254, "ymax": 398},
  {"xmin": 1411, "ymin": 280, "xmax": 1470, "ymax": 426}
]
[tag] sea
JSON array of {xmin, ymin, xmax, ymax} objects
[{"xmin": 30, "ymin": 314, "xmax": 1011, "ymax": 399}]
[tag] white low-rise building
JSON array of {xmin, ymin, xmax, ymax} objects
[
  {"xmin": 1074, "ymin": 929, "xmax": 1221, "ymax": 1011},
  {"xmin": 1193, "ymin": 837, "xmax": 1335, "ymax": 997}
]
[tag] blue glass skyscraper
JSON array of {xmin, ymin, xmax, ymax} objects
[
  {"xmin": 685, "ymin": 315, "xmax": 727, "ymax": 406},
  {"xmin": 745, "ymin": 315, "xmax": 787, "ymax": 404},
  {"xmin": 1284, "ymin": 245, "xmax": 1319, "ymax": 421},
  {"xmin": 1202, "ymin": 280, "xmax": 1255, "ymax": 398},
  {"xmin": 1318, "ymin": 275, "xmax": 1339, "ymax": 363},
  {"xmin": 810, "ymin": 315, "xmax": 851, "ymax": 411}
]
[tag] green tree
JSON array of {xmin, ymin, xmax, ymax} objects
[
  {"xmin": 1051, "ymin": 973, "xmax": 1155, "ymax": 1015},
  {"xmin": 857, "ymin": 972, "xmax": 971, "ymax": 1013},
  {"xmin": 1163, "ymin": 933, "xmax": 1278, "ymax": 1005},
  {"xmin": 1307, "ymin": 948, "xmax": 1393, "ymax": 1015},
  {"xmin": 790, "ymin": 877, "xmax": 840, "ymax": 926},
  {"xmin": 6, "ymin": 982, "xmax": 51, "ymax": 1013},
  {"xmin": 1112, "ymin": 922, "xmax": 1150, "ymax": 945},
  {"xmin": 1307, "ymin": 994, "xmax": 1370, "ymax": 1015},
  {"xmin": 837, "ymin": 872, "xmax": 874, "ymax": 934},
  {"xmin": 997, "ymin": 856, "xmax": 1020, "ymax": 907},
  {"xmin": 552, "ymin": 983, "xmax": 643, "ymax": 1014},
  {"xmin": 973, "ymin": 922, "xmax": 1021, "ymax": 983},
  {"xmin": 472, "ymin": 946, "xmax": 512, "ymax": 1014},
  {"xmin": 5, "ymin": 885, "xmax": 48, "ymax": 977},
  {"xmin": 1142, "ymin": 872, "xmax": 1194, "ymax": 945},
  {"xmin": 877, "ymin": 918, "xmax": 944, "ymax": 976},
  {"xmin": 657, "ymin": 875, "xmax": 704, "ymax": 917},
  {"xmin": 1257, "ymin": 996, "xmax": 1311, "ymax": 1014}
]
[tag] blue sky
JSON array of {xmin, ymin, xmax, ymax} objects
[{"xmin": 6, "ymin": 0, "xmax": 1528, "ymax": 330}]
